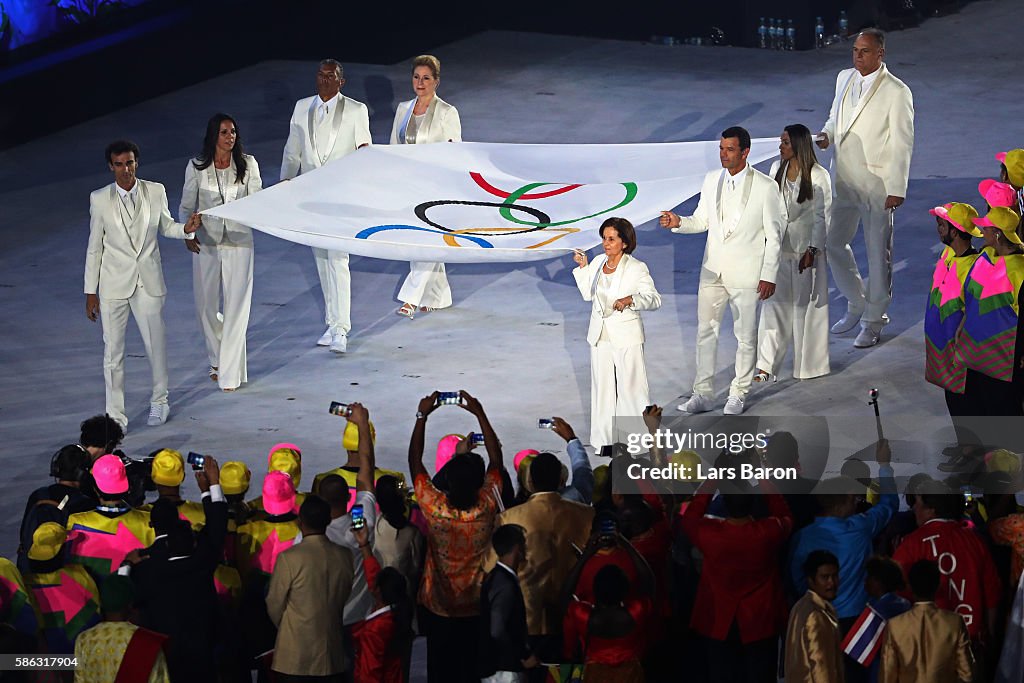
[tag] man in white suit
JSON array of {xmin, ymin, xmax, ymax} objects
[
  {"xmin": 84, "ymin": 140, "xmax": 200, "ymax": 430},
  {"xmin": 661, "ymin": 127, "xmax": 784, "ymax": 415},
  {"xmin": 818, "ymin": 28, "xmax": 915, "ymax": 348},
  {"xmin": 281, "ymin": 59, "xmax": 372, "ymax": 354}
]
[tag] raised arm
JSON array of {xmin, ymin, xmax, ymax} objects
[
  {"xmin": 348, "ymin": 403, "xmax": 376, "ymax": 492},
  {"xmin": 408, "ymin": 392, "xmax": 439, "ymax": 481},
  {"xmin": 458, "ymin": 390, "xmax": 502, "ymax": 472}
]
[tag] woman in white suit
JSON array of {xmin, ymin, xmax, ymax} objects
[
  {"xmin": 390, "ymin": 54, "xmax": 462, "ymax": 319},
  {"xmin": 754, "ymin": 124, "xmax": 831, "ymax": 382},
  {"xmin": 573, "ymin": 218, "xmax": 662, "ymax": 449},
  {"xmin": 180, "ymin": 113, "xmax": 262, "ymax": 391}
]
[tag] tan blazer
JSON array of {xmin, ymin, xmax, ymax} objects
[
  {"xmin": 880, "ymin": 602, "xmax": 974, "ymax": 683},
  {"xmin": 84, "ymin": 179, "xmax": 190, "ymax": 299},
  {"xmin": 483, "ymin": 492, "xmax": 594, "ymax": 635},
  {"xmin": 266, "ymin": 534, "xmax": 355, "ymax": 676},
  {"xmin": 821, "ymin": 63, "xmax": 915, "ymax": 200},
  {"xmin": 672, "ymin": 166, "xmax": 784, "ymax": 288},
  {"xmin": 280, "ymin": 93, "xmax": 371, "ymax": 180},
  {"xmin": 768, "ymin": 160, "xmax": 832, "ymax": 256},
  {"xmin": 573, "ymin": 254, "xmax": 661, "ymax": 348},
  {"xmin": 784, "ymin": 590, "xmax": 844, "ymax": 683},
  {"xmin": 389, "ymin": 95, "xmax": 462, "ymax": 144}
]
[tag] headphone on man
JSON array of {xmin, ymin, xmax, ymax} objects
[{"xmin": 50, "ymin": 444, "xmax": 91, "ymax": 483}]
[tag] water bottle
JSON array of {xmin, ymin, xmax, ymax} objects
[
  {"xmin": 785, "ymin": 19, "xmax": 796, "ymax": 51},
  {"xmin": 839, "ymin": 10, "xmax": 849, "ymax": 39},
  {"xmin": 771, "ymin": 19, "xmax": 780, "ymax": 49},
  {"xmin": 758, "ymin": 17, "xmax": 767, "ymax": 49},
  {"xmin": 815, "ymin": 16, "xmax": 825, "ymax": 49}
]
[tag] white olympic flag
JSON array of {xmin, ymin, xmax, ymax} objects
[{"xmin": 202, "ymin": 139, "xmax": 779, "ymax": 263}]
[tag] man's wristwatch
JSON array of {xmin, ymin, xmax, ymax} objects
[
  {"xmin": 416, "ymin": 411, "xmax": 426, "ymax": 420},
  {"xmin": 806, "ymin": 246, "xmax": 819, "ymax": 255}
]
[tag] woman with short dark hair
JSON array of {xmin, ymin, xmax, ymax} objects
[{"xmin": 572, "ymin": 218, "xmax": 661, "ymax": 449}]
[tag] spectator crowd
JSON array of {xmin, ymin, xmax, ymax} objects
[{"xmin": 0, "ymin": 391, "xmax": 1022, "ymax": 683}]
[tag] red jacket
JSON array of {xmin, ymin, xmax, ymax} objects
[
  {"xmin": 681, "ymin": 481, "xmax": 792, "ymax": 643},
  {"xmin": 351, "ymin": 556, "xmax": 404, "ymax": 683},
  {"xmin": 892, "ymin": 518, "xmax": 1001, "ymax": 640}
]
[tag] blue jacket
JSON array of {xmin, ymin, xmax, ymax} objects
[{"xmin": 789, "ymin": 465, "xmax": 898, "ymax": 619}]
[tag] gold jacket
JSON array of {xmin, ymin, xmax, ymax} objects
[
  {"xmin": 784, "ymin": 590, "xmax": 844, "ymax": 682},
  {"xmin": 880, "ymin": 602, "xmax": 974, "ymax": 683}
]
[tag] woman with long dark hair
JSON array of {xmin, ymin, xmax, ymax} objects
[
  {"xmin": 179, "ymin": 113, "xmax": 262, "ymax": 391},
  {"xmin": 754, "ymin": 124, "xmax": 831, "ymax": 383}
]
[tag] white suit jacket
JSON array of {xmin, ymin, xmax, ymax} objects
[
  {"xmin": 389, "ymin": 96, "xmax": 462, "ymax": 144},
  {"xmin": 769, "ymin": 160, "xmax": 832, "ymax": 256},
  {"xmin": 573, "ymin": 254, "xmax": 661, "ymax": 348},
  {"xmin": 821, "ymin": 63, "xmax": 915, "ymax": 199},
  {"xmin": 672, "ymin": 167, "xmax": 784, "ymax": 288},
  {"xmin": 280, "ymin": 94, "xmax": 371, "ymax": 180},
  {"xmin": 179, "ymin": 154, "xmax": 262, "ymax": 247},
  {"xmin": 84, "ymin": 180, "xmax": 190, "ymax": 299}
]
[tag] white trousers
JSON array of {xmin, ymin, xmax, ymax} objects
[
  {"xmin": 590, "ymin": 341, "xmax": 650, "ymax": 449},
  {"xmin": 99, "ymin": 286, "xmax": 167, "ymax": 427},
  {"xmin": 398, "ymin": 261, "xmax": 452, "ymax": 309},
  {"xmin": 756, "ymin": 253, "xmax": 830, "ymax": 380},
  {"xmin": 312, "ymin": 247, "xmax": 351, "ymax": 334},
  {"xmin": 193, "ymin": 245, "xmax": 253, "ymax": 390},
  {"xmin": 827, "ymin": 196, "xmax": 893, "ymax": 324},
  {"xmin": 693, "ymin": 276, "xmax": 759, "ymax": 399}
]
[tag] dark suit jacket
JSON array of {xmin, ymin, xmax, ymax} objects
[
  {"xmin": 479, "ymin": 564, "xmax": 531, "ymax": 676},
  {"xmin": 131, "ymin": 494, "xmax": 228, "ymax": 683}
]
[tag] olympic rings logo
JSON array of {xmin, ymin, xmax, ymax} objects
[{"xmin": 354, "ymin": 172, "xmax": 638, "ymax": 249}]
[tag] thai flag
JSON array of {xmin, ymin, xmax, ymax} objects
[{"xmin": 842, "ymin": 605, "xmax": 887, "ymax": 666}]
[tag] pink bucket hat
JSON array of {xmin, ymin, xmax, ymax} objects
[
  {"xmin": 435, "ymin": 434, "xmax": 464, "ymax": 473},
  {"xmin": 93, "ymin": 454, "xmax": 129, "ymax": 496},
  {"xmin": 979, "ymin": 179, "xmax": 1018, "ymax": 209},
  {"xmin": 262, "ymin": 471, "xmax": 297, "ymax": 515},
  {"xmin": 514, "ymin": 449, "xmax": 540, "ymax": 473}
]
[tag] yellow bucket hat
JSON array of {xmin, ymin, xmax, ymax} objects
[
  {"xmin": 28, "ymin": 522, "xmax": 67, "ymax": 561},
  {"xmin": 220, "ymin": 461, "xmax": 252, "ymax": 495},
  {"xmin": 151, "ymin": 449, "xmax": 185, "ymax": 487},
  {"xmin": 997, "ymin": 149, "xmax": 1024, "ymax": 189},
  {"xmin": 342, "ymin": 420, "xmax": 377, "ymax": 452},
  {"xmin": 669, "ymin": 450, "xmax": 704, "ymax": 482},
  {"xmin": 930, "ymin": 202, "xmax": 982, "ymax": 238},
  {"xmin": 268, "ymin": 451, "xmax": 302, "ymax": 488},
  {"xmin": 973, "ymin": 206, "xmax": 1023, "ymax": 245}
]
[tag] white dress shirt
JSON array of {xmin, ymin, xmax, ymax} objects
[
  {"xmin": 721, "ymin": 164, "xmax": 751, "ymax": 236},
  {"xmin": 851, "ymin": 66, "xmax": 881, "ymax": 108}
]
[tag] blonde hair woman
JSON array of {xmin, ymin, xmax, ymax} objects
[{"xmin": 390, "ymin": 55, "xmax": 462, "ymax": 319}]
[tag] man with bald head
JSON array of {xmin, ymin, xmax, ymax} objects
[{"xmin": 818, "ymin": 28, "xmax": 914, "ymax": 349}]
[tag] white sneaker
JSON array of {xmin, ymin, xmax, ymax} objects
[
  {"xmin": 723, "ymin": 395, "xmax": 745, "ymax": 415},
  {"xmin": 853, "ymin": 326, "xmax": 880, "ymax": 348},
  {"xmin": 330, "ymin": 332, "xmax": 348, "ymax": 354},
  {"xmin": 316, "ymin": 329, "xmax": 333, "ymax": 346},
  {"xmin": 678, "ymin": 394, "xmax": 713, "ymax": 414},
  {"xmin": 831, "ymin": 310, "xmax": 863, "ymax": 334},
  {"xmin": 147, "ymin": 403, "xmax": 169, "ymax": 426}
]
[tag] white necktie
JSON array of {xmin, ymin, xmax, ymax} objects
[{"xmin": 319, "ymin": 103, "xmax": 328, "ymax": 121}]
